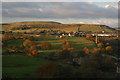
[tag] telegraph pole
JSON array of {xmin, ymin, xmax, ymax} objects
[
  {"xmin": 95, "ymin": 24, "xmax": 100, "ymax": 44},
  {"xmin": 95, "ymin": 32, "xmax": 98, "ymax": 44}
]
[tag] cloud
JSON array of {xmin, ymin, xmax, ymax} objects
[
  {"xmin": 1, "ymin": 0, "xmax": 120, "ymax": 2},
  {"xmin": 1, "ymin": 2, "xmax": 118, "ymax": 27},
  {"xmin": 2, "ymin": 2, "xmax": 118, "ymax": 19},
  {"xmin": 104, "ymin": 4, "xmax": 118, "ymax": 9},
  {"xmin": 38, "ymin": 8, "xmax": 43, "ymax": 12}
]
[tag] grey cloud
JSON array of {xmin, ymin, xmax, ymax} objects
[{"xmin": 2, "ymin": 2, "xmax": 118, "ymax": 19}]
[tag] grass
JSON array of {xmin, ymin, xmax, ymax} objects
[
  {"xmin": 79, "ymin": 25, "xmax": 116, "ymax": 33},
  {"xmin": 4, "ymin": 36, "xmax": 96, "ymax": 53},
  {"xmin": 6, "ymin": 39, "xmax": 25, "ymax": 47},
  {"xmin": 3, "ymin": 54, "xmax": 50, "ymax": 78},
  {"xmin": 2, "ymin": 21, "xmax": 116, "ymax": 33},
  {"xmin": 11, "ymin": 25, "xmax": 116, "ymax": 33},
  {"xmin": 67, "ymin": 37, "xmax": 96, "ymax": 50},
  {"xmin": 2, "ymin": 54, "xmax": 79, "ymax": 78},
  {"xmin": 34, "ymin": 36, "xmax": 96, "ymax": 53},
  {"xmin": 12, "ymin": 26, "xmax": 79, "ymax": 33},
  {"xmin": 79, "ymin": 25, "xmax": 103, "ymax": 32},
  {"xmin": 2, "ymin": 36, "xmax": 96, "ymax": 78}
]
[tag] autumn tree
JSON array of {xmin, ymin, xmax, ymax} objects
[
  {"xmin": 97, "ymin": 42, "xmax": 104, "ymax": 48},
  {"xmin": 92, "ymin": 48, "xmax": 100, "ymax": 54},
  {"xmin": 41, "ymin": 41, "xmax": 52, "ymax": 50},
  {"xmin": 31, "ymin": 50, "xmax": 38, "ymax": 56},
  {"xmin": 23, "ymin": 39, "xmax": 35, "ymax": 47},
  {"xmin": 36, "ymin": 62, "xmax": 58, "ymax": 78},
  {"xmin": 22, "ymin": 39, "xmax": 37, "ymax": 56},
  {"xmin": 106, "ymin": 43, "xmax": 110, "ymax": 46},
  {"xmin": 62, "ymin": 40, "xmax": 74, "ymax": 51},
  {"xmin": 105, "ymin": 46, "xmax": 113, "ymax": 54},
  {"xmin": 83, "ymin": 47, "xmax": 90, "ymax": 54}
]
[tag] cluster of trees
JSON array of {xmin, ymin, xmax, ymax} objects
[
  {"xmin": 22, "ymin": 39, "xmax": 38, "ymax": 56},
  {"xmin": 2, "ymin": 33, "xmax": 35, "ymax": 54},
  {"xmin": 98, "ymin": 37, "xmax": 120, "ymax": 57},
  {"xmin": 83, "ymin": 42, "xmax": 113, "ymax": 55},
  {"xmin": 36, "ymin": 53, "xmax": 117, "ymax": 78},
  {"xmin": 85, "ymin": 34, "xmax": 116, "ymax": 56}
]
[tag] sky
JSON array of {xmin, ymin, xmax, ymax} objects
[{"xmin": 1, "ymin": 0, "xmax": 119, "ymax": 28}]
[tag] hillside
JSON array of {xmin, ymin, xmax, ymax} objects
[
  {"xmin": 2, "ymin": 21, "xmax": 61, "ymax": 25},
  {"xmin": 2, "ymin": 21, "xmax": 117, "ymax": 33},
  {"xmin": 78, "ymin": 24, "xmax": 116, "ymax": 33}
]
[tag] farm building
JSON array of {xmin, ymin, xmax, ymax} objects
[{"xmin": 92, "ymin": 33, "xmax": 117, "ymax": 37}]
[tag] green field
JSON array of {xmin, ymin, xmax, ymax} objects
[
  {"xmin": 4, "ymin": 36, "xmax": 96, "ymax": 53},
  {"xmin": 79, "ymin": 25, "xmax": 116, "ymax": 33},
  {"xmin": 3, "ymin": 55, "xmax": 50, "ymax": 78},
  {"xmin": 2, "ymin": 36, "xmax": 97, "ymax": 78},
  {"xmin": 2, "ymin": 21, "xmax": 117, "ymax": 33}
]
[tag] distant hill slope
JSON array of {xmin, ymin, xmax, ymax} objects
[
  {"xmin": 2, "ymin": 21, "xmax": 61, "ymax": 25},
  {"xmin": 2, "ymin": 21, "xmax": 117, "ymax": 33},
  {"xmin": 78, "ymin": 24, "xmax": 116, "ymax": 33}
]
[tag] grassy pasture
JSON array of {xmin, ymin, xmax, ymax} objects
[
  {"xmin": 9, "ymin": 25, "xmax": 116, "ymax": 33},
  {"xmin": 12, "ymin": 26, "xmax": 79, "ymax": 33},
  {"xmin": 79, "ymin": 25, "xmax": 116, "ymax": 33},
  {"xmin": 33, "ymin": 36, "xmax": 96, "ymax": 52},
  {"xmin": 3, "ymin": 36, "xmax": 96, "ymax": 53},
  {"xmin": 2, "ymin": 21, "xmax": 116, "ymax": 33},
  {"xmin": 2, "ymin": 35, "xmax": 96, "ymax": 78},
  {"xmin": 6, "ymin": 39, "xmax": 25, "ymax": 47},
  {"xmin": 3, "ymin": 55, "xmax": 50, "ymax": 78},
  {"xmin": 79, "ymin": 25, "xmax": 103, "ymax": 32}
]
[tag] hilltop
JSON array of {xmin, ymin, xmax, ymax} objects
[{"xmin": 2, "ymin": 21, "xmax": 117, "ymax": 33}]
